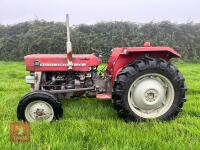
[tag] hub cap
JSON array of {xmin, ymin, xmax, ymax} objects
[
  {"xmin": 128, "ymin": 73, "xmax": 174, "ymax": 119},
  {"xmin": 25, "ymin": 100, "xmax": 54, "ymax": 122}
]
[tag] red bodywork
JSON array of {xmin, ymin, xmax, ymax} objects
[
  {"xmin": 25, "ymin": 54, "xmax": 102, "ymax": 72},
  {"xmin": 24, "ymin": 46, "xmax": 180, "ymax": 85},
  {"xmin": 107, "ymin": 46, "xmax": 181, "ymax": 83}
]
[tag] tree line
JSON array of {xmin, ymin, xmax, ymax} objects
[{"xmin": 0, "ymin": 20, "xmax": 200, "ymax": 62}]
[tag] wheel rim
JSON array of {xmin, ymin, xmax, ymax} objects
[
  {"xmin": 25, "ymin": 100, "xmax": 54, "ymax": 122},
  {"xmin": 128, "ymin": 73, "xmax": 174, "ymax": 119}
]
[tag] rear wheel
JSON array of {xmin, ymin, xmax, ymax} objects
[
  {"xmin": 112, "ymin": 57, "xmax": 186, "ymax": 121},
  {"xmin": 17, "ymin": 91, "xmax": 63, "ymax": 122}
]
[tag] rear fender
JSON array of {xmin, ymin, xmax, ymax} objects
[
  {"xmin": 108, "ymin": 47, "xmax": 181, "ymax": 85},
  {"xmin": 126, "ymin": 47, "xmax": 181, "ymax": 58}
]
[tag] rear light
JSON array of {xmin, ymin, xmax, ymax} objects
[{"xmin": 144, "ymin": 42, "xmax": 151, "ymax": 47}]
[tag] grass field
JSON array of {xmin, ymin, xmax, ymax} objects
[{"xmin": 0, "ymin": 61, "xmax": 200, "ymax": 150}]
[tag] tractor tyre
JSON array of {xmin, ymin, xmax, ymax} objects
[
  {"xmin": 17, "ymin": 91, "xmax": 63, "ymax": 122},
  {"xmin": 112, "ymin": 57, "xmax": 186, "ymax": 122}
]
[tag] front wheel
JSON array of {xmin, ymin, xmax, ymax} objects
[
  {"xmin": 112, "ymin": 57, "xmax": 186, "ymax": 121},
  {"xmin": 17, "ymin": 91, "xmax": 63, "ymax": 122}
]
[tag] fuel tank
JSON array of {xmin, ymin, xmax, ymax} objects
[{"xmin": 24, "ymin": 54, "xmax": 102, "ymax": 72}]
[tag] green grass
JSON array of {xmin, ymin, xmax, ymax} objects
[{"xmin": 0, "ymin": 61, "xmax": 200, "ymax": 149}]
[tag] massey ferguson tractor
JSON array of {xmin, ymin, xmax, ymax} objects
[{"xmin": 17, "ymin": 15, "xmax": 186, "ymax": 122}]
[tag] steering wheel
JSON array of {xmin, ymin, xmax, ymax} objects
[{"xmin": 91, "ymin": 48, "xmax": 107, "ymax": 56}]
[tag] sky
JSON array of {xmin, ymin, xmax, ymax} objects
[{"xmin": 0, "ymin": 0, "xmax": 199, "ymax": 25}]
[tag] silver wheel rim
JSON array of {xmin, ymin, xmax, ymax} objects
[
  {"xmin": 128, "ymin": 73, "xmax": 175, "ymax": 119},
  {"xmin": 25, "ymin": 100, "xmax": 54, "ymax": 122}
]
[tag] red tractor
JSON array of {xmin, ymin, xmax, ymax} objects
[{"xmin": 17, "ymin": 15, "xmax": 186, "ymax": 122}]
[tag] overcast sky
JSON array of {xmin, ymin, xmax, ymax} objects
[{"xmin": 0, "ymin": 0, "xmax": 199, "ymax": 25}]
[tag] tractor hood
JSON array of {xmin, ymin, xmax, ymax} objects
[{"xmin": 24, "ymin": 54, "xmax": 102, "ymax": 72}]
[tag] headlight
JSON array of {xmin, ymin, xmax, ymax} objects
[{"xmin": 25, "ymin": 76, "xmax": 35, "ymax": 84}]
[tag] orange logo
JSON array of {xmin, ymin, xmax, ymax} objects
[{"xmin": 10, "ymin": 122, "xmax": 30, "ymax": 143}]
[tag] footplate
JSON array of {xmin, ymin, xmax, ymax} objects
[{"xmin": 96, "ymin": 94, "xmax": 112, "ymax": 100}]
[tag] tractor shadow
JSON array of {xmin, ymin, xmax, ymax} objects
[{"xmin": 60, "ymin": 97, "xmax": 117, "ymax": 121}]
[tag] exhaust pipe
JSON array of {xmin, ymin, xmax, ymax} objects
[{"xmin": 66, "ymin": 14, "xmax": 73, "ymax": 70}]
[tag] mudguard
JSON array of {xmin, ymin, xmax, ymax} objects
[{"xmin": 107, "ymin": 46, "xmax": 181, "ymax": 84}]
